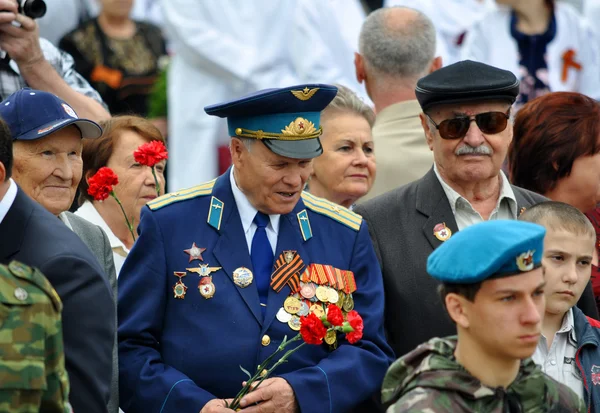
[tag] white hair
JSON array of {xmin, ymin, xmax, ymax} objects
[{"xmin": 359, "ymin": 7, "xmax": 436, "ymax": 80}]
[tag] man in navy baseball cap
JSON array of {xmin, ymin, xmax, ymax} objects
[
  {"xmin": 0, "ymin": 88, "xmax": 102, "ymax": 141},
  {"xmin": 0, "ymin": 88, "xmax": 102, "ymax": 215}
]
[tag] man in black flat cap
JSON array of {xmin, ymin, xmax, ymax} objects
[{"xmin": 354, "ymin": 60, "xmax": 599, "ymax": 360}]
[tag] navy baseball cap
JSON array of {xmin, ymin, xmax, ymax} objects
[{"xmin": 0, "ymin": 88, "xmax": 102, "ymax": 141}]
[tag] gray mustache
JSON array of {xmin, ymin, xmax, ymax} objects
[{"xmin": 455, "ymin": 145, "xmax": 493, "ymax": 156}]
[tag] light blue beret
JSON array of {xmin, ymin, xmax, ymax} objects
[{"xmin": 427, "ymin": 220, "xmax": 546, "ymax": 284}]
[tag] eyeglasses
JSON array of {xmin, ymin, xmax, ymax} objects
[{"xmin": 426, "ymin": 109, "xmax": 511, "ymax": 140}]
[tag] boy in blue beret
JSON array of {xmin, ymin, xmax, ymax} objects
[
  {"xmin": 381, "ymin": 220, "xmax": 585, "ymax": 412},
  {"xmin": 520, "ymin": 201, "xmax": 600, "ymax": 412}
]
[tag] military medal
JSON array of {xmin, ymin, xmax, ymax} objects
[
  {"xmin": 433, "ymin": 223, "xmax": 452, "ymax": 242},
  {"xmin": 284, "ymin": 250, "xmax": 294, "ymax": 264},
  {"xmin": 343, "ymin": 294, "xmax": 354, "ymax": 312},
  {"xmin": 173, "ymin": 271, "xmax": 188, "ymax": 299},
  {"xmin": 316, "ymin": 286, "xmax": 330, "ymax": 302},
  {"xmin": 187, "ymin": 263, "xmax": 222, "ymax": 277},
  {"xmin": 288, "ymin": 315, "xmax": 301, "ymax": 331},
  {"xmin": 300, "ymin": 282, "xmax": 316, "ymax": 299},
  {"xmin": 327, "ymin": 288, "xmax": 340, "ymax": 304},
  {"xmin": 324, "ymin": 330, "xmax": 337, "ymax": 345},
  {"xmin": 233, "ymin": 267, "xmax": 254, "ymax": 288},
  {"xmin": 276, "ymin": 307, "xmax": 292, "ymax": 323},
  {"xmin": 310, "ymin": 303, "xmax": 325, "ymax": 318},
  {"xmin": 283, "ymin": 296, "xmax": 302, "ymax": 315},
  {"xmin": 184, "ymin": 242, "xmax": 206, "ymax": 262},
  {"xmin": 198, "ymin": 276, "xmax": 216, "ymax": 299},
  {"xmin": 297, "ymin": 301, "xmax": 310, "ymax": 317}
]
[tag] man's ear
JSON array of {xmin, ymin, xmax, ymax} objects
[
  {"xmin": 445, "ymin": 293, "xmax": 471, "ymax": 328},
  {"xmin": 0, "ymin": 162, "xmax": 6, "ymax": 183},
  {"xmin": 230, "ymin": 138, "xmax": 245, "ymax": 167},
  {"xmin": 430, "ymin": 56, "xmax": 443, "ymax": 73},
  {"xmin": 354, "ymin": 52, "xmax": 366, "ymax": 84},
  {"xmin": 419, "ymin": 113, "xmax": 435, "ymax": 151}
]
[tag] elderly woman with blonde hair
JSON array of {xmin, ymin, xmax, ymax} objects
[{"xmin": 308, "ymin": 84, "xmax": 376, "ymax": 209}]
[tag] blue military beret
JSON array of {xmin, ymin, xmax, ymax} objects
[
  {"xmin": 427, "ymin": 220, "xmax": 546, "ymax": 284},
  {"xmin": 204, "ymin": 84, "xmax": 338, "ymax": 159},
  {"xmin": 415, "ymin": 60, "xmax": 520, "ymax": 111},
  {"xmin": 0, "ymin": 88, "xmax": 101, "ymax": 141}
]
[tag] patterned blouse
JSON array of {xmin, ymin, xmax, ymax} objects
[{"xmin": 59, "ymin": 19, "xmax": 166, "ymax": 116}]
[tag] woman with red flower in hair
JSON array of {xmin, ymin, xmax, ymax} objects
[{"xmin": 76, "ymin": 115, "xmax": 167, "ymax": 274}]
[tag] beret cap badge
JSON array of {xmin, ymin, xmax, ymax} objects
[{"xmin": 516, "ymin": 250, "xmax": 535, "ymax": 272}]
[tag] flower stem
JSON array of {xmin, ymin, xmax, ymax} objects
[
  {"xmin": 228, "ymin": 335, "xmax": 303, "ymax": 410},
  {"xmin": 151, "ymin": 166, "xmax": 160, "ymax": 197},
  {"xmin": 111, "ymin": 192, "xmax": 136, "ymax": 242}
]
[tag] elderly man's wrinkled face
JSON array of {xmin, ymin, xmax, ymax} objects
[
  {"xmin": 422, "ymin": 101, "xmax": 513, "ymax": 185},
  {"xmin": 231, "ymin": 138, "xmax": 312, "ymax": 215},
  {"xmin": 13, "ymin": 125, "xmax": 82, "ymax": 215}
]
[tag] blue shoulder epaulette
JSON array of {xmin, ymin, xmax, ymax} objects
[
  {"xmin": 301, "ymin": 192, "xmax": 362, "ymax": 231},
  {"xmin": 147, "ymin": 179, "xmax": 217, "ymax": 211}
]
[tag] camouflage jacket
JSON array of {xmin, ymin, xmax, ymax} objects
[
  {"xmin": 0, "ymin": 261, "xmax": 71, "ymax": 413},
  {"xmin": 382, "ymin": 336, "xmax": 585, "ymax": 413}
]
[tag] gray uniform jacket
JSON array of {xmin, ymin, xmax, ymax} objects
[{"xmin": 63, "ymin": 211, "xmax": 119, "ymax": 413}]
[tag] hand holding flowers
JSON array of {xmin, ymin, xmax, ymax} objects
[{"xmin": 227, "ymin": 304, "xmax": 363, "ymax": 411}]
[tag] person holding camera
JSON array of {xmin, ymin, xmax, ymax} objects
[{"xmin": 0, "ymin": 0, "xmax": 110, "ymax": 121}]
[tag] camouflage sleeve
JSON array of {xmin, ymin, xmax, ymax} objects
[
  {"xmin": 545, "ymin": 375, "xmax": 586, "ymax": 413},
  {"xmin": 387, "ymin": 388, "xmax": 455, "ymax": 413},
  {"xmin": 0, "ymin": 262, "xmax": 71, "ymax": 413},
  {"xmin": 40, "ymin": 293, "xmax": 71, "ymax": 413}
]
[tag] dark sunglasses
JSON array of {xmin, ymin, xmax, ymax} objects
[{"xmin": 426, "ymin": 109, "xmax": 511, "ymax": 140}]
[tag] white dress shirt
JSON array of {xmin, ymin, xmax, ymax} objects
[
  {"xmin": 0, "ymin": 178, "xmax": 17, "ymax": 225},
  {"xmin": 230, "ymin": 167, "xmax": 280, "ymax": 255},
  {"xmin": 533, "ymin": 309, "xmax": 584, "ymax": 400},
  {"xmin": 434, "ymin": 164, "xmax": 518, "ymax": 230},
  {"xmin": 74, "ymin": 201, "xmax": 130, "ymax": 275}
]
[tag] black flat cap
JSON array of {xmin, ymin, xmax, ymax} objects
[{"xmin": 415, "ymin": 60, "xmax": 520, "ymax": 111}]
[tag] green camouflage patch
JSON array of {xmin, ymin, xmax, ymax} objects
[
  {"xmin": 0, "ymin": 261, "xmax": 70, "ymax": 413},
  {"xmin": 383, "ymin": 336, "xmax": 585, "ymax": 412}
]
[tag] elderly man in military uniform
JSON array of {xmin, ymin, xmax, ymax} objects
[
  {"xmin": 0, "ymin": 261, "xmax": 71, "ymax": 413},
  {"xmin": 118, "ymin": 84, "xmax": 394, "ymax": 413},
  {"xmin": 381, "ymin": 220, "xmax": 586, "ymax": 412}
]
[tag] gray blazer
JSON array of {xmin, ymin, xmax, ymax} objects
[
  {"xmin": 355, "ymin": 168, "xmax": 599, "ymax": 359},
  {"xmin": 63, "ymin": 212, "xmax": 119, "ymax": 413}
]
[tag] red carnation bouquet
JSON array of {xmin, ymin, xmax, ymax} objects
[
  {"xmin": 133, "ymin": 140, "xmax": 168, "ymax": 196},
  {"xmin": 227, "ymin": 304, "xmax": 364, "ymax": 410},
  {"xmin": 87, "ymin": 167, "xmax": 136, "ymax": 241}
]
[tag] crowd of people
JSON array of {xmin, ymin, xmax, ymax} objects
[{"xmin": 2, "ymin": 0, "xmax": 600, "ymax": 412}]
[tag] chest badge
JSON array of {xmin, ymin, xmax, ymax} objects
[
  {"xmin": 173, "ymin": 271, "xmax": 188, "ymax": 299},
  {"xmin": 433, "ymin": 222, "xmax": 452, "ymax": 242},
  {"xmin": 233, "ymin": 267, "xmax": 254, "ymax": 288},
  {"xmin": 184, "ymin": 242, "xmax": 206, "ymax": 262}
]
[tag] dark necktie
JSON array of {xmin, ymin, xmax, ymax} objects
[{"xmin": 251, "ymin": 212, "xmax": 273, "ymax": 317}]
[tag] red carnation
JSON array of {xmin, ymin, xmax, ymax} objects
[
  {"xmin": 345, "ymin": 310, "xmax": 364, "ymax": 344},
  {"xmin": 300, "ymin": 313, "xmax": 327, "ymax": 345},
  {"xmin": 326, "ymin": 304, "xmax": 344, "ymax": 327},
  {"xmin": 133, "ymin": 140, "xmax": 168, "ymax": 167},
  {"xmin": 87, "ymin": 167, "xmax": 119, "ymax": 201}
]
